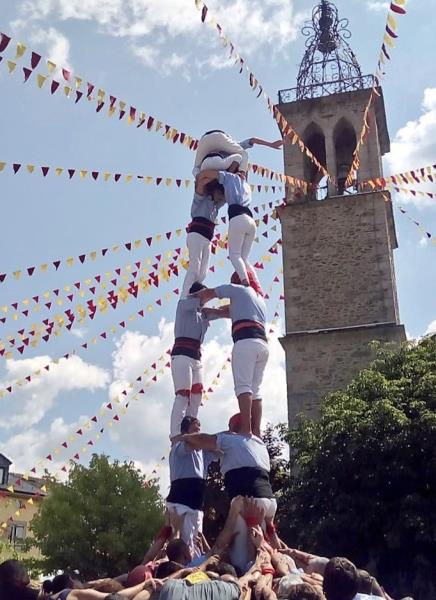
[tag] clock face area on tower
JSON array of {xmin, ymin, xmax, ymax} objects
[{"xmin": 276, "ymin": 0, "xmax": 406, "ymax": 424}]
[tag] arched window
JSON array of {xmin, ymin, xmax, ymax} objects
[
  {"xmin": 303, "ymin": 122, "xmax": 327, "ymax": 200},
  {"xmin": 334, "ymin": 118, "xmax": 357, "ymax": 195}
]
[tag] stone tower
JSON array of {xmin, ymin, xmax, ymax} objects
[{"xmin": 278, "ymin": 0, "xmax": 406, "ymax": 425}]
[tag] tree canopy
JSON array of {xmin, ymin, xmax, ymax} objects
[
  {"xmin": 277, "ymin": 337, "xmax": 436, "ymax": 600},
  {"xmin": 31, "ymin": 454, "xmax": 164, "ymax": 579}
]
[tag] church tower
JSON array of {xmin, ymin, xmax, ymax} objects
[{"xmin": 278, "ymin": 0, "xmax": 406, "ymax": 425}]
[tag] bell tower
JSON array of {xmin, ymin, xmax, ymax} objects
[{"xmin": 278, "ymin": 0, "xmax": 406, "ymax": 424}]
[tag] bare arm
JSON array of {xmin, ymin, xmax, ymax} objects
[
  {"xmin": 249, "ymin": 137, "xmax": 283, "ymax": 150},
  {"xmin": 142, "ymin": 514, "xmax": 173, "ymax": 564},
  {"xmin": 202, "ymin": 306, "xmax": 230, "ymax": 320},
  {"xmin": 191, "ymin": 288, "xmax": 218, "ymax": 304},
  {"xmin": 195, "ymin": 170, "xmax": 220, "ymax": 194},
  {"xmin": 172, "ymin": 432, "xmax": 218, "ymax": 451}
]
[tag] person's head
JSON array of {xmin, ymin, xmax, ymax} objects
[
  {"xmin": 189, "ymin": 282, "xmax": 207, "ymax": 305},
  {"xmin": 180, "ymin": 416, "xmax": 201, "ymax": 435},
  {"xmin": 209, "ymin": 562, "xmax": 237, "ymax": 578},
  {"xmin": 0, "ymin": 560, "xmax": 30, "ymax": 588},
  {"xmin": 356, "ymin": 569, "xmax": 384, "ymax": 597},
  {"xmin": 323, "ymin": 557, "xmax": 358, "ymax": 600},
  {"xmin": 284, "ymin": 583, "xmax": 325, "ymax": 600},
  {"xmin": 166, "ymin": 539, "xmax": 192, "ymax": 565},
  {"xmin": 155, "ymin": 560, "xmax": 183, "ymax": 578},
  {"xmin": 51, "ymin": 573, "xmax": 82, "ymax": 593},
  {"xmin": 230, "ymin": 270, "xmax": 263, "ymax": 295},
  {"xmin": 228, "ymin": 413, "xmax": 242, "ymax": 433},
  {"xmin": 205, "ymin": 179, "xmax": 225, "ymax": 204}
]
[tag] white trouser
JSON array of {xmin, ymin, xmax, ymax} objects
[
  {"xmin": 181, "ymin": 232, "xmax": 211, "ymax": 298},
  {"xmin": 228, "ymin": 214, "xmax": 256, "ymax": 282},
  {"xmin": 230, "ymin": 497, "xmax": 277, "ymax": 571},
  {"xmin": 193, "ymin": 131, "xmax": 249, "ymax": 174},
  {"xmin": 232, "ymin": 338, "xmax": 269, "ymax": 398},
  {"xmin": 170, "ymin": 355, "xmax": 203, "ymax": 438},
  {"xmin": 166, "ymin": 501, "xmax": 203, "ymax": 558}
]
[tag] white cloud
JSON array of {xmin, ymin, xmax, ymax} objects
[
  {"xmin": 425, "ymin": 319, "xmax": 436, "ymax": 336},
  {"xmin": 10, "ymin": 20, "xmax": 72, "ymax": 68},
  {"xmin": 11, "ymin": 0, "xmax": 307, "ymax": 75},
  {"xmin": 0, "ymin": 354, "xmax": 110, "ymax": 430},
  {"xmin": 386, "ymin": 87, "xmax": 436, "ymax": 207},
  {"xmin": 366, "ymin": 1, "xmax": 389, "ymax": 12}
]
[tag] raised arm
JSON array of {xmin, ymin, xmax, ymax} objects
[
  {"xmin": 246, "ymin": 137, "xmax": 283, "ymax": 150},
  {"xmin": 190, "ymin": 287, "xmax": 218, "ymax": 304},
  {"xmin": 195, "ymin": 169, "xmax": 220, "ymax": 194}
]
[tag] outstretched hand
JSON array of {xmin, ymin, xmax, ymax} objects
[{"xmin": 270, "ymin": 139, "xmax": 283, "ymax": 149}]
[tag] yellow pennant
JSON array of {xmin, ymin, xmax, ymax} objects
[
  {"xmin": 125, "ymin": 174, "xmax": 133, "ymax": 183},
  {"xmin": 66, "ymin": 257, "xmax": 74, "ymax": 267},
  {"xmin": 0, "ymin": 162, "xmax": 6, "ymax": 171},
  {"xmin": 7, "ymin": 61, "xmax": 17, "ymax": 73},
  {"xmin": 79, "ymin": 170, "xmax": 88, "ymax": 179},
  {"xmin": 64, "ymin": 86, "xmax": 71, "ymax": 97},
  {"xmin": 75, "ymin": 76, "xmax": 82, "ymax": 89},
  {"xmin": 15, "ymin": 43, "xmax": 26, "ymax": 59},
  {"xmin": 103, "ymin": 172, "xmax": 111, "ymax": 181},
  {"xmin": 47, "ymin": 60, "xmax": 56, "ymax": 74},
  {"xmin": 37, "ymin": 74, "xmax": 47, "ymax": 88},
  {"xmin": 55, "ymin": 168, "xmax": 63, "ymax": 176}
]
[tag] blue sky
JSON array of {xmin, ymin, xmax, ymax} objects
[{"xmin": 0, "ymin": 0, "xmax": 435, "ymax": 494}]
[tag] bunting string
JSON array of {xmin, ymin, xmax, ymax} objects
[
  {"xmin": 0, "ymin": 357, "xmax": 171, "ymax": 529},
  {"xmin": 381, "ymin": 193, "xmax": 436, "ymax": 247},
  {"xmin": 0, "ymin": 32, "xmax": 199, "ymax": 152},
  {"xmin": 0, "ymin": 207, "xmax": 282, "ymax": 347},
  {"xmin": 0, "ymin": 32, "xmax": 310, "ymax": 192},
  {"xmin": 194, "ymin": 1, "xmax": 333, "ymax": 184},
  {"xmin": 0, "ymin": 158, "xmax": 297, "ymax": 194},
  {"xmin": 362, "ymin": 162, "xmax": 436, "ymax": 189},
  {"xmin": 0, "ymin": 231, "xmax": 283, "ymax": 395},
  {"xmin": 345, "ymin": 0, "xmax": 408, "ymax": 188},
  {"xmin": 387, "ymin": 185, "xmax": 436, "ymax": 201},
  {"xmin": 0, "ymin": 200, "xmax": 280, "ymax": 285}
]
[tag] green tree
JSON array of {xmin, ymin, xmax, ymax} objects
[
  {"xmin": 31, "ymin": 454, "xmax": 164, "ymax": 579},
  {"xmin": 278, "ymin": 337, "xmax": 436, "ymax": 600}
]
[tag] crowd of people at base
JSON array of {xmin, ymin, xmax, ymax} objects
[
  {"xmin": 0, "ymin": 513, "xmax": 414, "ymax": 600},
  {"xmin": 0, "ymin": 132, "xmax": 415, "ymax": 600}
]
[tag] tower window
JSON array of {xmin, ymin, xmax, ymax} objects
[
  {"xmin": 303, "ymin": 122, "xmax": 327, "ymax": 200},
  {"xmin": 334, "ymin": 118, "xmax": 357, "ymax": 195}
]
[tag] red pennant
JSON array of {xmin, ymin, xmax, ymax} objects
[
  {"xmin": 114, "ymin": 415, "xmax": 120, "ymax": 421},
  {"xmin": 23, "ymin": 67, "xmax": 32, "ymax": 82},
  {"xmin": 114, "ymin": 173, "xmax": 121, "ymax": 182},
  {"xmin": 156, "ymin": 177, "xmax": 163, "ymax": 186},
  {"xmin": 91, "ymin": 416, "xmax": 97, "ymax": 422},
  {"xmin": 74, "ymin": 453, "xmax": 80, "ymax": 460},
  {"xmin": 147, "ymin": 116, "xmax": 155, "ymax": 130},
  {"xmin": 79, "ymin": 254, "xmax": 86, "ymax": 264},
  {"xmin": 31, "ymin": 52, "xmax": 41, "ymax": 69},
  {"xmin": 146, "ymin": 237, "xmax": 152, "ymax": 246},
  {"xmin": 41, "ymin": 166, "xmax": 50, "ymax": 177},
  {"xmin": 125, "ymin": 242, "xmax": 132, "ymax": 251},
  {"xmin": 51, "ymin": 80, "xmax": 60, "ymax": 94},
  {"xmin": 390, "ymin": 2, "xmax": 406, "ymax": 14},
  {"xmin": 27, "ymin": 267, "xmax": 35, "ymax": 276},
  {"xmin": 46, "ymin": 455, "xmax": 53, "ymax": 461},
  {"xmin": 0, "ymin": 34, "xmax": 11, "ymax": 53},
  {"xmin": 0, "ymin": 274, "xmax": 6, "ymax": 283},
  {"xmin": 62, "ymin": 68, "xmax": 71, "ymax": 81},
  {"xmin": 75, "ymin": 90, "xmax": 83, "ymax": 103},
  {"xmin": 92, "ymin": 171, "xmax": 99, "ymax": 180},
  {"xmin": 13, "ymin": 163, "xmax": 21, "ymax": 174},
  {"xmin": 201, "ymin": 5, "xmax": 208, "ymax": 22},
  {"xmin": 76, "ymin": 429, "xmax": 83, "ymax": 435}
]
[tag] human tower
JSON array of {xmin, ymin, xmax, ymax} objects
[{"xmin": 166, "ymin": 130, "xmax": 283, "ymax": 570}]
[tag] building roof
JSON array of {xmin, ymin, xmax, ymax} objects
[{"xmin": 0, "ymin": 472, "xmax": 47, "ymax": 497}]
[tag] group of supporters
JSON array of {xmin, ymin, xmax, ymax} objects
[{"xmin": 0, "ymin": 132, "xmax": 413, "ymax": 600}]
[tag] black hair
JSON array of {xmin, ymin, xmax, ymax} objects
[
  {"xmin": 0, "ymin": 560, "xmax": 29, "ymax": 587},
  {"xmin": 209, "ymin": 562, "xmax": 237, "ymax": 578},
  {"xmin": 166, "ymin": 538, "xmax": 190, "ymax": 562},
  {"xmin": 323, "ymin": 557, "xmax": 358, "ymax": 600},
  {"xmin": 189, "ymin": 282, "xmax": 206, "ymax": 294},
  {"xmin": 180, "ymin": 415, "xmax": 199, "ymax": 434},
  {"xmin": 155, "ymin": 561, "xmax": 183, "ymax": 579},
  {"xmin": 203, "ymin": 130, "xmax": 226, "ymax": 136},
  {"xmin": 205, "ymin": 180, "xmax": 225, "ymax": 197}
]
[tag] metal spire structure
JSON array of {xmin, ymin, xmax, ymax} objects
[{"xmin": 279, "ymin": 0, "xmax": 373, "ymax": 103}]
